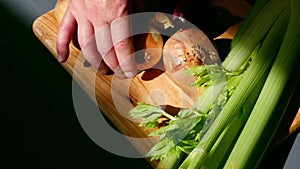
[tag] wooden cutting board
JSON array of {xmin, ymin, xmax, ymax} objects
[
  {"xmin": 32, "ymin": 9, "xmax": 203, "ymax": 167},
  {"xmin": 32, "ymin": 1, "xmax": 299, "ymax": 167}
]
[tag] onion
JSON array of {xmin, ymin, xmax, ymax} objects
[{"xmin": 163, "ymin": 28, "xmax": 219, "ymax": 73}]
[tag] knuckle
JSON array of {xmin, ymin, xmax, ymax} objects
[{"xmin": 77, "ymin": 38, "xmax": 86, "ymax": 48}]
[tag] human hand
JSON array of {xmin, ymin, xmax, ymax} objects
[{"xmin": 56, "ymin": 0, "xmax": 137, "ymax": 78}]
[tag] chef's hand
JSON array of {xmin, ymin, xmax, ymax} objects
[{"xmin": 56, "ymin": 0, "xmax": 136, "ymax": 78}]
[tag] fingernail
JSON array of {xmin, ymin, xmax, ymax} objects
[
  {"xmin": 57, "ymin": 55, "xmax": 62, "ymax": 62},
  {"xmin": 124, "ymin": 71, "xmax": 136, "ymax": 79},
  {"xmin": 57, "ymin": 55, "xmax": 64, "ymax": 62}
]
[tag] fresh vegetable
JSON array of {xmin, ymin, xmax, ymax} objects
[
  {"xmin": 179, "ymin": 6, "xmax": 290, "ymax": 168},
  {"xmin": 229, "ymin": 0, "xmax": 268, "ymax": 49},
  {"xmin": 163, "ymin": 28, "xmax": 219, "ymax": 73},
  {"xmin": 222, "ymin": 0, "xmax": 289, "ymax": 72},
  {"xmin": 224, "ymin": 0, "xmax": 300, "ymax": 167}
]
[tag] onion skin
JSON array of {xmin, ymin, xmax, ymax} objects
[{"xmin": 163, "ymin": 28, "xmax": 218, "ymax": 73}]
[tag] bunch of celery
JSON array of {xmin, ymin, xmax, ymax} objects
[{"xmin": 129, "ymin": 0, "xmax": 300, "ymax": 168}]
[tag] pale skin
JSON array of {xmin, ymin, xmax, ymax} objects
[{"xmin": 56, "ymin": 0, "xmax": 137, "ymax": 78}]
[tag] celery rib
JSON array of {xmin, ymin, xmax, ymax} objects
[
  {"xmin": 222, "ymin": 0, "xmax": 289, "ymax": 72},
  {"xmin": 203, "ymin": 68, "xmax": 268, "ymax": 169},
  {"xmin": 224, "ymin": 0, "xmax": 300, "ymax": 168},
  {"xmin": 231, "ymin": 0, "xmax": 268, "ymax": 49},
  {"xmin": 179, "ymin": 6, "xmax": 290, "ymax": 168}
]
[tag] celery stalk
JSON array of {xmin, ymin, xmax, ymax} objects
[
  {"xmin": 202, "ymin": 116, "xmax": 242, "ymax": 169},
  {"xmin": 155, "ymin": 152, "xmax": 184, "ymax": 169},
  {"xmin": 224, "ymin": 0, "xmax": 300, "ymax": 167},
  {"xmin": 203, "ymin": 69, "xmax": 268, "ymax": 169},
  {"xmin": 193, "ymin": 81, "xmax": 225, "ymax": 113},
  {"xmin": 179, "ymin": 7, "xmax": 289, "ymax": 168},
  {"xmin": 222, "ymin": 0, "xmax": 289, "ymax": 72},
  {"xmin": 231, "ymin": 0, "xmax": 268, "ymax": 49}
]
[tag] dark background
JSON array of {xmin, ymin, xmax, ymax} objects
[{"xmin": 0, "ymin": 0, "xmax": 298, "ymax": 169}]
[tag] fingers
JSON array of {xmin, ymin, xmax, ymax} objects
[
  {"xmin": 95, "ymin": 21, "xmax": 137, "ymax": 78},
  {"xmin": 111, "ymin": 16, "xmax": 137, "ymax": 78},
  {"xmin": 77, "ymin": 19, "xmax": 103, "ymax": 70},
  {"xmin": 57, "ymin": 10, "xmax": 77, "ymax": 63},
  {"xmin": 94, "ymin": 24, "xmax": 121, "ymax": 74},
  {"xmin": 57, "ymin": 1, "xmax": 136, "ymax": 78}
]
